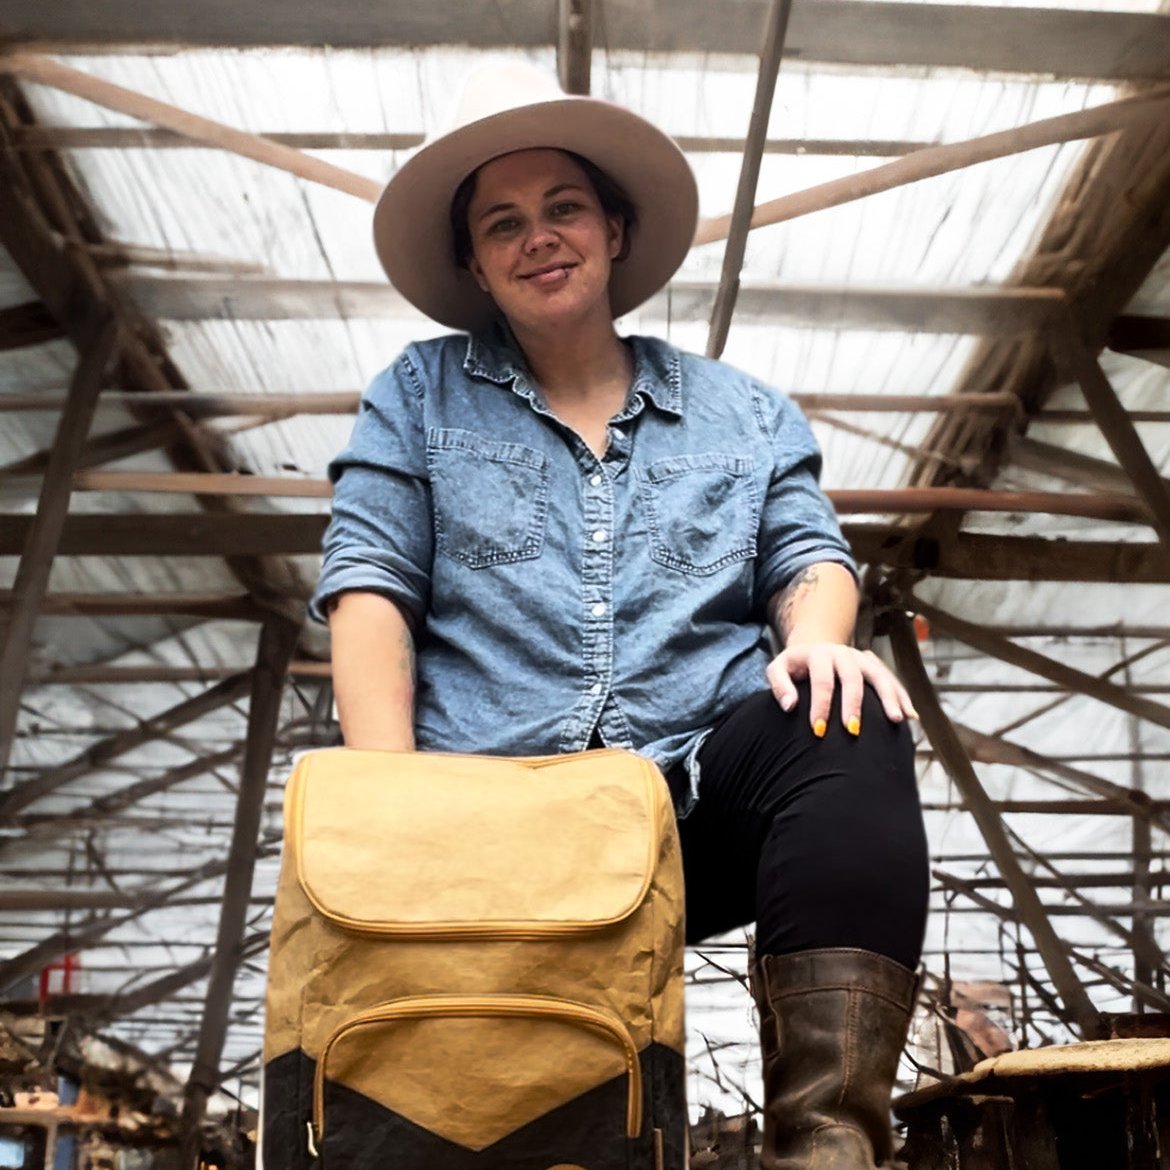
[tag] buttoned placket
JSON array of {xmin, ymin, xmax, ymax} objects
[{"xmin": 487, "ymin": 350, "xmax": 666, "ymax": 754}]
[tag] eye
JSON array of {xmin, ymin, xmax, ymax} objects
[
  {"xmin": 550, "ymin": 201, "xmax": 581, "ymax": 217},
  {"xmin": 485, "ymin": 216, "xmax": 520, "ymax": 236}
]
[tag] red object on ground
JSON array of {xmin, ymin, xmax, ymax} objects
[{"xmin": 39, "ymin": 952, "xmax": 81, "ymax": 1004}]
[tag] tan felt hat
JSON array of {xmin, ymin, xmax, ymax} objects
[{"xmin": 373, "ymin": 62, "xmax": 698, "ymax": 332}]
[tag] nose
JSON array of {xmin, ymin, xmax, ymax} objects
[{"xmin": 523, "ymin": 221, "xmax": 559, "ymax": 253}]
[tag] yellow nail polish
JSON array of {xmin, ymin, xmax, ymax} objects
[
  {"xmin": 847, "ymin": 716, "xmax": 861, "ymax": 736},
  {"xmin": 813, "ymin": 718, "xmax": 827, "ymax": 738}
]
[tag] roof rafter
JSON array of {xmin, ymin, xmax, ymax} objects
[{"xmin": 3, "ymin": 0, "xmax": 1168, "ymax": 83}]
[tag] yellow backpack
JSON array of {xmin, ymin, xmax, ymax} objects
[{"xmin": 262, "ymin": 748, "xmax": 687, "ymax": 1168}]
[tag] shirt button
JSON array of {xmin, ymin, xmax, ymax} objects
[
  {"xmin": 589, "ymin": 682, "xmax": 602, "ymax": 696},
  {"xmin": 590, "ymin": 474, "xmax": 603, "ymax": 487},
  {"xmin": 591, "ymin": 602, "xmax": 607, "ymax": 617},
  {"xmin": 592, "ymin": 529, "xmax": 607, "ymax": 543}
]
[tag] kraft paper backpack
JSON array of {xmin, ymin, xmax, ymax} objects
[{"xmin": 262, "ymin": 747, "xmax": 687, "ymax": 1169}]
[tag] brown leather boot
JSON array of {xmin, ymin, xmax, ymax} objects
[{"xmin": 750, "ymin": 948, "xmax": 917, "ymax": 1169}]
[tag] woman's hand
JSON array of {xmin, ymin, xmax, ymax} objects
[{"xmin": 765, "ymin": 642, "xmax": 918, "ymax": 738}]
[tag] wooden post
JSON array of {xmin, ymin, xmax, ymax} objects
[
  {"xmin": 179, "ymin": 616, "xmax": 299, "ymax": 1165},
  {"xmin": 0, "ymin": 312, "xmax": 119, "ymax": 779},
  {"xmin": 887, "ymin": 610, "xmax": 1105, "ymax": 1039},
  {"xmin": 557, "ymin": 0, "xmax": 593, "ymax": 95},
  {"xmin": 707, "ymin": 0, "xmax": 793, "ymax": 359}
]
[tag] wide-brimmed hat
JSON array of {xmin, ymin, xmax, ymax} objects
[{"xmin": 373, "ymin": 62, "xmax": 698, "ymax": 332}]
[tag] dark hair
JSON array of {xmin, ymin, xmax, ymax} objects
[{"xmin": 449, "ymin": 150, "xmax": 638, "ymax": 270}]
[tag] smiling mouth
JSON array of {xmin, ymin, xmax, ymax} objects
[{"xmin": 520, "ymin": 263, "xmax": 576, "ymax": 281}]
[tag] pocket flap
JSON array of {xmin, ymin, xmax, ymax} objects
[{"xmin": 285, "ymin": 749, "xmax": 663, "ymax": 935}]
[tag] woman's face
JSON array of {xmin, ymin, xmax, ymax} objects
[{"xmin": 465, "ymin": 148, "xmax": 624, "ymax": 333}]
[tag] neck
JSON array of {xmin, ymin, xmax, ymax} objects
[{"xmin": 510, "ymin": 311, "xmax": 631, "ymax": 402}]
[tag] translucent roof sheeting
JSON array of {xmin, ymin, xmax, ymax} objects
[{"xmin": 2, "ymin": 9, "xmax": 1170, "ymax": 1139}]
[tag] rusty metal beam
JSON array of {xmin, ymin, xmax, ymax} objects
[
  {"xmin": 0, "ymin": 313, "xmax": 119, "ymax": 777},
  {"xmin": 888, "ymin": 610, "xmax": 1105, "ymax": 1038}
]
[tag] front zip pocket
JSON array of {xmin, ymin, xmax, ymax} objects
[{"xmin": 310, "ymin": 994, "xmax": 644, "ymax": 1166}]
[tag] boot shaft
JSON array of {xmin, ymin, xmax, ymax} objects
[{"xmin": 753, "ymin": 948, "xmax": 918, "ymax": 1169}]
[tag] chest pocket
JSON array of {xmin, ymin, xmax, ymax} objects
[
  {"xmin": 427, "ymin": 428, "xmax": 550, "ymax": 569},
  {"xmin": 640, "ymin": 453, "xmax": 758, "ymax": 576}
]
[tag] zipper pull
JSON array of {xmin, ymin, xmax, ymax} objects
[{"xmin": 306, "ymin": 1120, "xmax": 321, "ymax": 1162}]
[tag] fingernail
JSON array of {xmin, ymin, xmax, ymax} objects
[
  {"xmin": 781, "ymin": 695, "xmax": 795, "ymax": 711},
  {"xmin": 847, "ymin": 716, "xmax": 861, "ymax": 736},
  {"xmin": 813, "ymin": 718, "xmax": 827, "ymax": 738},
  {"xmin": 909, "ymin": 708, "xmax": 920, "ymax": 721}
]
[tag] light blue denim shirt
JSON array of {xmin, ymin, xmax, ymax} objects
[{"xmin": 311, "ymin": 326, "xmax": 856, "ymax": 809}]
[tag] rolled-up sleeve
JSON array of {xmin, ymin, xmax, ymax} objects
[
  {"xmin": 309, "ymin": 349, "xmax": 433, "ymax": 625},
  {"xmin": 752, "ymin": 387, "xmax": 857, "ymax": 610}
]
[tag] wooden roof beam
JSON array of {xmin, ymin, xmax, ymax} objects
[
  {"xmin": 0, "ymin": 417, "xmax": 184, "ymax": 477},
  {"xmin": 0, "ymin": 389, "xmax": 1021, "ymax": 417},
  {"xmin": 0, "ymin": 840, "xmax": 279, "ymax": 995},
  {"xmin": 950, "ymin": 719, "xmax": 1170, "ymax": 837},
  {"xmin": 3, "ymin": 1, "xmax": 1168, "ymax": 83},
  {"xmin": 5, "ymin": 471, "xmax": 1155, "ymax": 525},
  {"xmin": 0, "ymin": 299, "xmax": 63, "ymax": 350},
  {"xmin": 7, "ymin": 125, "xmax": 937, "ymax": 158},
  {"xmin": 1108, "ymin": 313, "xmax": 1170, "ymax": 372},
  {"xmin": 696, "ymin": 87, "xmax": 1170, "ymax": 246},
  {"xmin": 912, "ymin": 596, "xmax": 1170, "ymax": 734},
  {"xmin": 1053, "ymin": 325, "xmax": 1170, "ymax": 554},
  {"xmin": 3, "ymin": 512, "xmax": 1169, "ymax": 582},
  {"xmin": 0, "ymin": 670, "xmax": 251, "ymax": 820},
  {"xmin": 112, "ymin": 273, "xmax": 1071, "ymax": 333},
  {"xmin": 12, "ymin": 744, "xmax": 243, "ymax": 843},
  {"xmin": 0, "ymin": 591, "xmax": 265, "ymax": 618}
]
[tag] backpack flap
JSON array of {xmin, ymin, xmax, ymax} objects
[{"xmin": 285, "ymin": 748, "xmax": 662, "ymax": 938}]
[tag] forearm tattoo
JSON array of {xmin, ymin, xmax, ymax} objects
[
  {"xmin": 769, "ymin": 565, "xmax": 821, "ymax": 642},
  {"xmin": 397, "ymin": 624, "xmax": 417, "ymax": 687}
]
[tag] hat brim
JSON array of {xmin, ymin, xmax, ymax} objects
[{"xmin": 373, "ymin": 97, "xmax": 698, "ymax": 332}]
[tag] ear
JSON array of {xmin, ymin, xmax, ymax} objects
[
  {"xmin": 607, "ymin": 214, "xmax": 624, "ymax": 261},
  {"xmin": 467, "ymin": 253, "xmax": 491, "ymax": 293}
]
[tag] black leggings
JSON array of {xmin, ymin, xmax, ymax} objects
[{"xmin": 670, "ymin": 683, "xmax": 929, "ymax": 971}]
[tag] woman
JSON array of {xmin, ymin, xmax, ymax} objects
[{"xmin": 312, "ymin": 63, "xmax": 929, "ymax": 1169}]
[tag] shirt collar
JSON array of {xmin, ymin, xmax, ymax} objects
[{"xmin": 462, "ymin": 325, "xmax": 683, "ymax": 418}]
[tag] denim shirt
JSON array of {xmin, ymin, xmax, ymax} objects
[{"xmin": 311, "ymin": 326, "xmax": 857, "ymax": 809}]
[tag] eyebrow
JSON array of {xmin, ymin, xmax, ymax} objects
[{"xmin": 477, "ymin": 183, "xmax": 587, "ymax": 222}]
